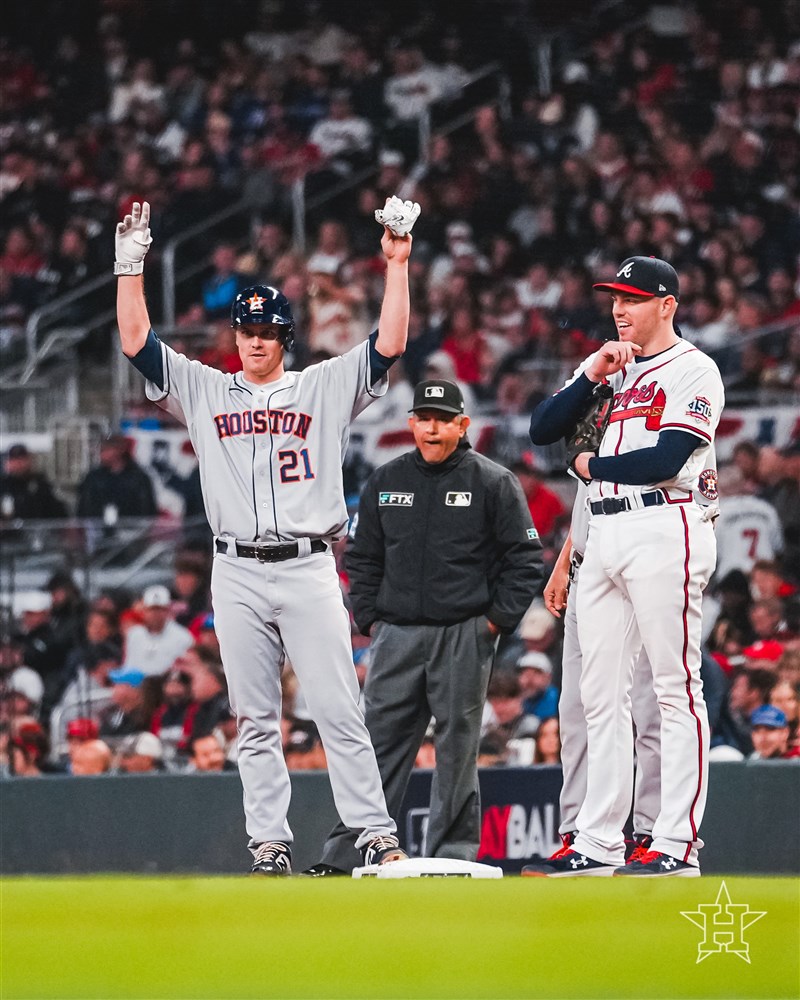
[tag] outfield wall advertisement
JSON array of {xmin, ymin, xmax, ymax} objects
[{"xmin": 1, "ymin": 763, "xmax": 797, "ymax": 875}]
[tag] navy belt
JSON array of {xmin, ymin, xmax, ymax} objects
[
  {"xmin": 590, "ymin": 491, "xmax": 666, "ymax": 516},
  {"xmin": 216, "ymin": 538, "xmax": 327, "ymax": 562}
]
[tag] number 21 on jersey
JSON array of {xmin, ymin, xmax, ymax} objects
[{"xmin": 279, "ymin": 448, "xmax": 315, "ymax": 482}]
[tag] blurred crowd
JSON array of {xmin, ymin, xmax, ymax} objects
[
  {"xmin": 1, "ymin": 0, "xmax": 799, "ymax": 405},
  {"xmin": 2, "ymin": 429, "xmax": 799, "ymax": 777},
  {"xmin": 1, "ymin": 0, "xmax": 800, "ymax": 777}
]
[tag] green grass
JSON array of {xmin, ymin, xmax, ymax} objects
[{"xmin": 1, "ymin": 876, "xmax": 798, "ymax": 1000}]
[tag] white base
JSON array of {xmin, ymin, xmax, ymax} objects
[{"xmin": 352, "ymin": 857, "xmax": 503, "ymax": 879}]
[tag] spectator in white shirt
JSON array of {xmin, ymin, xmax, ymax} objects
[
  {"xmin": 124, "ymin": 585, "xmax": 194, "ymax": 677},
  {"xmin": 308, "ymin": 89, "xmax": 373, "ymax": 175}
]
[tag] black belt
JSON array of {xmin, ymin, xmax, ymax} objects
[
  {"xmin": 590, "ymin": 491, "xmax": 666, "ymax": 516},
  {"xmin": 216, "ymin": 538, "xmax": 327, "ymax": 562}
]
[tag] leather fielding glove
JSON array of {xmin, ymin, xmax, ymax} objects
[
  {"xmin": 565, "ymin": 382, "xmax": 614, "ymax": 483},
  {"xmin": 114, "ymin": 201, "xmax": 153, "ymax": 275},
  {"xmin": 374, "ymin": 195, "xmax": 421, "ymax": 237}
]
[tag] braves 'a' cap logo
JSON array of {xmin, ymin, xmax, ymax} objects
[
  {"xmin": 246, "ymin": 293, "xmax": 265, "ymax": 312},
  {"xmin": 425, "ymin": 386, "xmax": 445, "ymax": 398},
  {"xmin": 617, "ymin": 262, "xmax": 634, "ymax": 278}
]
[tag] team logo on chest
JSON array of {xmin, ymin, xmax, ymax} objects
[
  {"xmin": 697, "ymin": 469, "xmax": 719, "ymax": 500},
  {"xmin": 212, "ymin": 408, "xmax": 312, "ymax": 440},
  {"xmin": 609, "ymin": 382, "xmax": 666, "ymax": 431},
  {"xmin": 445, "ymin": 492, "xmax": 472, "ymax": 506},
  {"xmin": 379, "ymin": 492, "xmax": 414, "ymax": 506}
]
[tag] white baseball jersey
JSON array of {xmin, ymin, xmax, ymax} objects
[
  {"xmin": 565, "ymin": 341, "xmax": 724, "ymax": 503},
  {"xmin": 144, "ymin": 339, "xmax": 387, "ymax": 542},
  {"xmin": 715, "ymin": 494, "xmax": 784, "ymax": 579}
]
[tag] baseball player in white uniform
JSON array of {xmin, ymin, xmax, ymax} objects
[
  {"xmin": 527, "ymin": 256, "xmax": 723, "ymax": 877},
  {"xmin": 114, "ymin": 199, "xmax": 419, "ymax": 875},
  {"xmin": 527, "ymin": 484, "xmax": 662, "ymax": 870}
]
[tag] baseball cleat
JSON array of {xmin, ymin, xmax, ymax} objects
[
  {"xmin": 250, "ymin": 841, "xmax": 292, "ymax": 876},
  {"xmin": 300, "ymin": 863, "xmax": 348, "ymax": 877},
  {"xmin": 521, "ymin": 849, "xmax": 616, "ymax": 877},
  {"xmin": 624, "ymin": 834, "xmax": 653, "ymax": 864},
  {"xmin": 362, "ymin": 834, "xmax": 408, "ymax": 866},
  {"xmin": 549, "ymin": 831, "xmax": 577, "ymax": 860},
  {"xmin": 613, "ymin": 850, "xmax": 699, "ymax": 877}
]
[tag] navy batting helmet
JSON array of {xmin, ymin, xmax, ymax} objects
[{"xmin": 230, "ymin": 285, "xmax": 295, "ymax": 351}]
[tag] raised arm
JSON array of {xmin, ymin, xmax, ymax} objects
[
  {"xmin": 374, "ymin": 197, "xmax": 418, "ymax": 357},
  {"xmin": 115, "ymin": 202, "xmax": 154, "ymax": 357}
]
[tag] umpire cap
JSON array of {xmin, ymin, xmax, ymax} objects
[
  {"xmin": 409, "ymin": 380, "xmax": 465, "ymax": 416},
  {"xmin": 593, "ymin": 256, "xmax": 679, "ymax": 300}
]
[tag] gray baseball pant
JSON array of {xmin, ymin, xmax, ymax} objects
[{"xmin": 319, "ymin": 616, "xmax": 497, "ymax": 871}]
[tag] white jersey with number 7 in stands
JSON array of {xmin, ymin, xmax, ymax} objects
[
  {"xmin": 143, "ymin": 337, "xmax": 387, "ymax": 543},
  {"xmin": 564, "ymin": 340, "xmax": 724, "ymax": 504}
]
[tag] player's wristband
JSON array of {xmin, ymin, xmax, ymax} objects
[{"xmin": 114, "ymin": 261, "xmax": 145, "ymax": 275}]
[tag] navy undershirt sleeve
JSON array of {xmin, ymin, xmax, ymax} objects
[
  {"xmin": 587, "ymin": 430, "xmax": 701, "ymax": 485},
  {"xmin": 128, "ymin": 329, "xmax": 165, "ymax": 390},
  {"xmin": 529, "ymin": 373, "xmax": 597, "ymax": 445},
  {"xmin": 368, "ymin": 330, "xmax": 399, "ymax": 386}
]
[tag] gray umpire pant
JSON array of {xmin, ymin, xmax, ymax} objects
[{"xmin": 319, "ymin": 615, "xmax": 497, "ymax": 871}]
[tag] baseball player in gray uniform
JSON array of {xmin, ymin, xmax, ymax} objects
[{"xmin": 114, "ymin": 200, "xmax": 418, "ymax": 875}]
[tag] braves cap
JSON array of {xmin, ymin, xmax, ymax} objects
[
  {"xmin": 593, "ymin": 256, "xmax": 680, "ymax": 299},
  {"xmin": 750, "ymin": 705, "xmax": 788, "ymax": 729},
  {"xmin": 410, "ymin": 379, "xmax": 465, "ymax": 416},
  {"xmin": 142, "ymin": 584, "xmax": 171, "ymax": 608}
]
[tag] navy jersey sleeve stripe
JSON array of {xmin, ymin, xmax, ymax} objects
[
  {"xmin": 128, "ymin": 329, "xmax": 165, "ymax": 389},
  {"xmin": 529, "ymin": 374, "xmax": 597, "ymax": 445},
  {"xmin": 368, "ymin": 330, "xmax": 399, "ymax": 386},
  {"xmin": 587, "ymin": 430, "xmax": 701, "ymax": 485}
]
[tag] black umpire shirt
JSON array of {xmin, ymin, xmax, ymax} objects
[{"xmin": 346, "ymin": 439, "xmax": 543, "ymax": 635}]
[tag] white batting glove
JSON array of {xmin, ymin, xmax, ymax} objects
[
  {"xmin": 114, "ymin": 201, "xmax": 153, "ymax": 275},
  {"xmin": 374, "ymin": 195, "xmax": 421, "ymax": 237}
]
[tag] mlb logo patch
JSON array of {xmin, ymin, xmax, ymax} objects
[
  {"xmin": 445, "ymin": 492, "xmax": 472, "ymax": 506},
  {"xmin": 425, "ymin": 386, "xmax": 445, "ymax": 398},
  {"xmin": 379, "ymin": 492, "xmax": 414, "ymax": 506}
]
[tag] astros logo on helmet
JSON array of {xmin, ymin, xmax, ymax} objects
[{"xmin": 231, "ymin": 284, "xmax": 296, "ymax": 351}]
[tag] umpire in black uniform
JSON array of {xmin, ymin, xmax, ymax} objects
[{"xmin": 306, "ymin": 379, "xmax": 543, "ymax": 874}]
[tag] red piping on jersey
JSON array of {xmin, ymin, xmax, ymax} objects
[
  {"xmin": 664, "ymin": 489, "xmax": 692, "ymax": 504},
  {"xmin": 660, "ymin": 421, "xmax": 712, "ymax": 442},
  {"xmin": 680, "ymin": 506, "xmax": 704, "ymax": 861},
  {"xmin": 627, "ymin": 345, "xmax": 698, "ymax": 389},
  {"xmin": 605, "ymin": 346, "xmax": 700, "ymax": 497}
]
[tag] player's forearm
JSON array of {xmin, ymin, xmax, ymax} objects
[
  {"xmin": 554, "ymin": 528, "xmax": 573, "ymax": 571},
  {"xmin": 529, "ymin": 375, "xmax": 596, "ymax": 445},
  {"xmin": 375, "ymin": 261, "xmax": 409, "ymax": 357},
  {"xmin": 117, "ymin": 275, "xmax": 152, "ymax": 357},
  {"xmin": 587, "ymin": 431, "xmax": 700, "ymax": 485}
]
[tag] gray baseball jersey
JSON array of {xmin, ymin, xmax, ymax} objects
[{"xmin": 144, "ymin": 338, "xmax": 386, "ymax": 541}]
